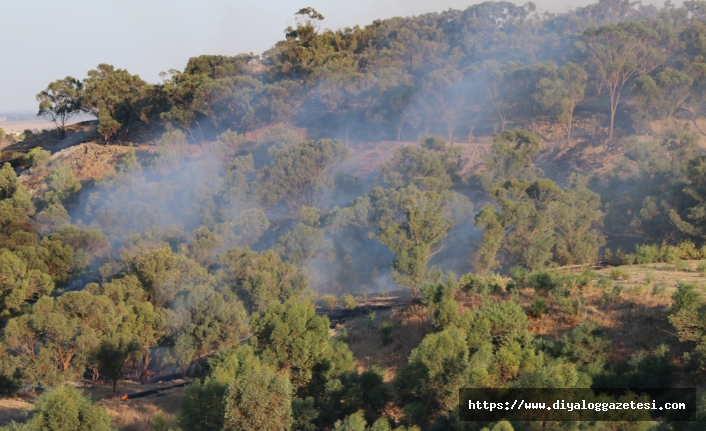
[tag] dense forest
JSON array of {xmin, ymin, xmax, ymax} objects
[{"xmin": 6, "ymin": 0, "xmax": 706, "ymax": 429}]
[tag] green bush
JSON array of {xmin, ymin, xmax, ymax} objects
[
  {"xmin": 601, "ymin": 285, "xmax": 623, "ymax": 305},
  {"xmin": 698, "ymin": 261, "xmax": 706, "ymax": 276},
  {"xmin": 459, "ymin": 272, "xmax": 503, "ymax": 294},
  {"xmin": 609, "ymin": 267, "xmax": 630, "ymax": 280},
  {"xmin": 635, "ymin": 244, "xmax": 660, "ymax": 264},
  {"xmin": 380, "ymin": 321, "xmax": 395, "ymax": 346},
  {"xmin": 341, "ymin": 294, "xmax": 357, "ymax": 310},
  {"xmin": 24, "ymin": 147, "xmax": 51, "ymax": 167},
  {"xmin": 5, "ymin": 386, "xmax": 114, "ymax": 430},
  {"xmin": 530, "ymin": 296, "xmax": 547, "ymax": 317}
]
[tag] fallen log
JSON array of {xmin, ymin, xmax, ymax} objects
[{"xmin": 120, "ymin": 381, "xmax": 190, "ymax": 400}]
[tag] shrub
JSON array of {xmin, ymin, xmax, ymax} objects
[
  {"xmin": 367, "ymin": 310, "xmax": 377, "ymax": 329},
  {"xmin": 380, "ymin": 321, "xmax": 395, "ymax": 346},
  {"xmin": 10, "ymin": 386, "xmax": 114, "ymax": 431},
  {"xmin": 698, "ymin": 261, "xmax": 706, "ymax": 276},
  {"xmin": 24, "ymin": 147, "xmax": 51, "ymax": 167},
  {"xmin": 652, "ymin": 284, "xmax": 667, "ymax": 296},
  {"xmin": 609, "ymin": 267, "xmax": 630, "ymax": 280},
  {"xmin": 530, "ymin": 296, "xmax": 547, "ymax": 318},
  {"xmin": 675, "ymin": 258, "xmax": 687, "ymax": 272},
  {"xmin": 596, "ymin": 277, "xmax": 613, "ymax": 289},
  {"xmin": 677, "ymin": 241, "xmax": 701, "ymax": 260},
  {"xmin": 459, "ymin": 272, "xmax": 504, "ymax": 294},
  {"xmin": 644, "ymin": 271, "xmax": 656, "ymax": 284},
  {"xmin": 341, "ymin": 294, "xmax": 357, "ymax": 310},
  {"xmin": 322, "ymin": 295, "xmax": 338, "ymax": 313},
  {"xmin": 601, "ymin": 285, "xmax": 622, "ymax": 305},
  {"xmin": 635, "ymin": 244, "xmax": 660, "ymax": 264}
]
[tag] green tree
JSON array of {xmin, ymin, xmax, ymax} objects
[
  {"xmin": 218, "ymin": 247, "xmax": 309, "ymax": 313},
  {"xmin": 0, "ymin": 249, "xmax": 53, "ymax": 317},
  {"xmin": 36, "ymin": 77, "xmax": 83, "ymax": 139},
  {"xmin": 535, "ymin": 62, "xmax": 587, "ymax": 143},
  {"xmin": 474, "ymin": 178, "xmax": 604, "ymax": 270},
  {"xmin": 258, "ymin": 139, "xmax": 350, "ymax": 209},
  {"xmin": 45, "ymin": 164, "xmax": 82, "ymax": 205},
  {"xmin": 484, "ymin": 129, "xmax": 543, "ymax": 186},
  {"xmin": 394, "ymin": 328, "xmax": 469, "ymax": 416},
  {"xmin": 2, "ymin": 292, "xmax": 116, "ymax": 387},
  {"xmin": 83, "ymin": 64, "xmax": 151, "ymax": 142},
  {"xmin": 377, "ymin": 191, "xmax": 452, "ymax": 297},
  {"xmin": 170, "ymin": 284, "xmax": 246, "ymax": 371},
  {"xmin": 223, "ymin": 366, "xmax": 293, "ymax": 431},
  {"xmin": 175, "ymin": 347, "xmax": 262, "ymax": 431},
  {"xmin": 249, "ymin": 301, "xmax": 330, "ymax": 387},
  {"xmin": 582, "ymin": 21, "xmax": 667, "ymax": 139}
]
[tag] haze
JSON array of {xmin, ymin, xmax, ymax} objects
[{"xmin": 0, "ymin": 0, "xmax": 666, "ymax": 113}]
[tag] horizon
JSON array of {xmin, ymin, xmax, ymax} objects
[{"xmin": 0, "ymin": 0, "xmax": 668, "ymax": 112}]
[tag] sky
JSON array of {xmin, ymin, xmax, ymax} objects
[{"xmin": 0, "ymin": 0, "xmax": 667, "ymax": 112}]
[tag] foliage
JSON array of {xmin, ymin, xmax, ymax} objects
[
  {"xmin": 24, "ymin": 147, "xmax": 51, "ymax": 168},
  {"xmin": 223, "ymin": 366, "xmax": 293, "ymax": 431},
  {"xmin": 36, "ymin": 77, "xmax": 84, "ymax": 139},
  {"xmin": 2, "ymin": 385, "xmax": 114, "ymax": 431},
  {"xmin": 377, "ymin": 190, "xmax": 452, "ymax": 296},
  {"xmin": 258, "ymin": 139, "xmax": 350, "ymax": 208},
  {"xmin": 475, "ymin": 176, "xmax": 605, "ymax": 271},
  {"xmin": 249, "ymin": 301, "xmax": 330, "ymax": 387}
]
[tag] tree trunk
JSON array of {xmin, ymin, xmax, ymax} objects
[{"xmin": 140, "ymin": 350, "xmax": 151, "ymax": 385}]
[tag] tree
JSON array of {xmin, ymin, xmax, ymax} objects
[
  {"xmin": 83, "ymin": 64, "xmax": 150, "ymax": 142},
  {"xmin": 171, "ymin": 284, "xmax": 246, "ymax": 371},
  {"xmin": 223, "ymin": 366, "xmax": 293, "ymax": 431},
  {"xmin": 582, "ymin": 21, "xmax": 667, "ymax": 139},
  {"xmin": 258, "ymin": 139, "xmax": 350, "ymax": 208},
  {"xmin": 176, "ymin": 347, "xmax": 262, "ymax": 431},
  {"xmin": 394, "ymin": 328, "xmax": 469, "ymax": 416},
  {"xmin": 377, "ymin": 191, "xmax": 452, "ymax": 297},
  {"xmin": 36, "ymin": 77, "xmax": 83, "ymax": 139},
  {"xmin": 45, "ymin": 164, "xmax": 82, "ymax": 205},
  {"xmin": 379, "ymin": 137, "xmax": 461, "ymax": 191},
  {"xmin": 474, "ymin": 178, "xmax": 605, "ymax": 270},
  {"xmin": 3, "ymin": 386, "xmax": 115, "ymax": 431},
  {"xmin": 483, "ymin": 129, "xmax": 543, "ymax": 186},
  {"xmin": 249, "ymin": 301, "xmax": 330, "ymax": 387},
  {"xmin": 218, "ymin": 248, "xmax": 309, "ymax": 313},
  {"xmin": 2, "ymin": 292, "xmax": 116, "ymax": 387},
  {"xmin": 535, "ymin": 62, "xmax": 587, "ymax": 143},
  {"xmin": 0, "ymin": 249, "xmax": 53, "ymax": 317}
]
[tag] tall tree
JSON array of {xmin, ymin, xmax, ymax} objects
[
  {"xmin": 535, "ymin": 63, "xmax": 587, "ymax": 143},
  {"xmin": 377, "ymin": 191, "xmax": 453, "ymax": 297},
  {"xmin": 36, "ymin": 77, "xmax": 83, "ymax": 139},
  {"xmin": 582, "ymin": 21, "xmax": 667, "ymax": 139},
  {"xmin": 83, "ymin": 64, "xmax": 150, "ymax": 142}
]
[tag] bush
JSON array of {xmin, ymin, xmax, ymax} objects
[
  {"xmin": 341, "ymin": 294, "xmax": 357, "ymax": 310},
  {"xmin": 380, "ymin": 321, "xmax": 395, "ymax": 346},
  {"xmin": 601, "ymin": 285, "xmax": 623, "ymax": 305},
  {"xmin": 675, "ymin": 258, "xmax": 687, "ymax": 272},
  {"xmin": 24, "ymin": 147, "xmax": 51, "ymax": 167},
  {"xmin": 530, "ymin": 296, "xmax": 547, "ymax": 318},
  {"xmin": 698, "ymin": 261, "xmax": 706, "ymax": 276},
  {"xmin": 635, "ymin": 244, "xmax": 660, "ymax": 264},
  {"xmin": 459, "ymin": 272, "xmax": 504, "ymax": 294},
  {"xmin": 7, "ymin": 386, "xmax": 114, "ymax": 431},
  {"xmin": 609, "ymin": 267, "xmax": 630, "ymax": 280}
]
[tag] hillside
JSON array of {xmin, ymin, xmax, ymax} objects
[{"xmin": 6, "ymin": 1, "xmax": 706, "ymax": 431}]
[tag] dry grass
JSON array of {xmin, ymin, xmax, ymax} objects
[
  {"xmin": 99, "ymin": 389, "xmax": 183, "ymax": 431},
  {"xmin": 0, "ymin": 397, "xmax": 34, "ymax": 427},
  {"xmin": 340, "ymin": 304, "xmax": 432, "ymax": 382}
]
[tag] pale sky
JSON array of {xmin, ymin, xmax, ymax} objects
[{"xmin": 0, "ymin": 0, "xmax": 666, "ymax": 112}]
